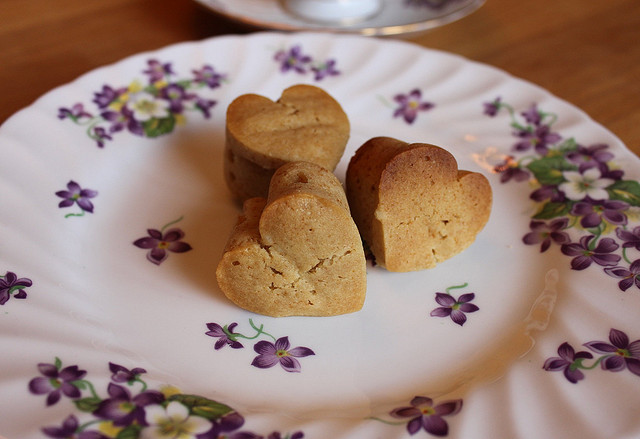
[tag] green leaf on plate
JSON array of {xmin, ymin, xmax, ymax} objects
[
  {"xmin": 168, "ymin": 393, "xmax": 234, "ymax": 420},
  {"xmin": 116, "ymin": 425, "xmax": 142, "ymax": 439},
  {"xmin": 143, "ymin": 116, "xmax": 175, "ymax": 138},
  {"xmin": 556, "ymin": 137, "xmax": 578, "ymax": 153},
  {"xmin": 532, "ymin": 201, "xmax": 572, "ymax": 220},
  {"xmin": 73, "ymin": 396, "xmax": 102, "ymax": 413},
  {"xmin": 526, "ymin": 156, "xmax": 577, "ymax": 186},
  {"xmin": 607, "ymin": 180, "xmax": 640, "ymax": 206}
]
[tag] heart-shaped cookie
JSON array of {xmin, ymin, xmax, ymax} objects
[
  {"xmin": 346, "ymin": 137, "xmax": 492, "ymax": 272},
  {"xmin": 224, "ymin": 84, "xmax": 350, "ymax": 201},
  {"xmin": 216, "ymin": 161, "xmax": 366, "ymax": 317}
]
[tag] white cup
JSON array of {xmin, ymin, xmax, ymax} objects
[{"xmin": 283, "ymin": 0, "xmax": 382, "ymax": 23}]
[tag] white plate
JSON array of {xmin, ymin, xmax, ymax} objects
[
  {"xmin": 193, "ymin": 0, "xmax": 485, "ymax": 36},
  {"xmin": 1, "ymin": 32, "xmax": 639, "ymax": 439}
]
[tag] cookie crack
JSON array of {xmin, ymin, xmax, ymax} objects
[
  {"xmin": 307, "ymin": 249, "xmax": 353, "ymax": 274},
  {"xmin": 258, "ymin": 243, "xmax": 308, "ymax": 294}
]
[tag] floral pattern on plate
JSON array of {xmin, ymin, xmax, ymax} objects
[
  {"xmin": 393, "ymin": 89, "xmax": 435, "ymax": 124},
  {"xmin": 133, "ymin": 216, "xmax": 193, "ymax": 265},
  {"xmin": 28, "ymin": 358, "xmax": 305, "ymax": 439},
  {"xmin": 273, "ymin": 45, "xmax": 340, "ymax": 81},
  {"xmin": 372, "ymin": 396, "xmax": 463, "ymax": 436},
  {"xmin": 58, "ymin": 59, "xmax": 227, "ymax": 147},
  {"xmin": 484, "ymin": 97, "xmax": 640, "ymax": 292},
  {"xmin": 55, "ymin": 180, "xmax": 98, "ymax": 218},
  {"xmin": 377, "ymin": 88, "xmax": 436, "ymax": 125},
  {"xmin": 0, "ymin": 271, "xmax": 32, "ymax": 306},
  {"xmin": 543, "ymin": 328, "xmax": 640, "ymax": 384},
  {"xmin": 430, "ymin": 283, "xmax": 479, "ymax": 326},
  {"xmin": 205, "ymin": 319, "xmax": 315, "ymax": 373}
]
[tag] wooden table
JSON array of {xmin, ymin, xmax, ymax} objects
[{"xmin": 1, "ymin": 0, "xmax": 639, "ymax": 154}]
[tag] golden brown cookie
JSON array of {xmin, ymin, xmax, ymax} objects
[
  {"xmin": 216, "ymin": 161, "xmax": 366, "ymax": 317},
  {"xmin": 346, "ymin": 137, "xmax": 492, "ymax": 272},
  {"xmin": 224, "ymin": 84, "xmax": 350, "ymax": 201}
]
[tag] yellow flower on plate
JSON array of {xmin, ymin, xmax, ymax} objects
[
  {"xmin": 108, "ymin": 99, "xmax": 125, "ymax": 112},
  {"xmin": 128, "ymin": 79, "xmax": 144, "ymax": 94},
  {"xmin": 160, "ymin": 384, "xmax": 182, "ymax": 398},
  {"xmin": 154, "ymin": 79, "xmax": 169, "ymax": 90},
  {"xmin": 98, "ymin": 420, "xmax": 122, "ymax": 437}
]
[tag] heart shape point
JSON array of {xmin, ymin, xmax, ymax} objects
[
  {"xmin": 346, "ymin": 137, "xmax": 492, "ymax": 272},
  {"xmin": 217, "ymin": 161, "xmax": 366, "ymax": 317},
  {"xmin": 224, "ymin": 84, "xmax": 350, "ymax": 201}
]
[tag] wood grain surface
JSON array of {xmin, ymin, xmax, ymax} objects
[{"xmin": 1, "ymin": 0, "xmax": 638, "ymax": 153}]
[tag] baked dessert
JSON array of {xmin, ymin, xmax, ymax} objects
[
  {"xmin": 346, "ymin": 137, "xmax": 492, "ymax": 272},
  {"xmin": 224, "ymin": 84, "xmax": 350, "ymax": 201},
  {"xmin": 216, "ymin": 161, "xmax": 366, "ymax": 317}
]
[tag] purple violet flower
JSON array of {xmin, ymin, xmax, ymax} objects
[
  {"xmin": 529, "ymin": 184, "xmax": 566, "ymax": 203},
  {"xmin": 274, "ymin": 46, "xmax": 311, "ymax": 74},
  {"xmin": 195, "ymin": 97, "xmax": 216, "ymax": 119},
  {"xmin": 390, "ymin": 396, "xmax": 463, "ymax": 436},
  {"xmin": 510, "ymin": 103, "xmax": 562, "ymax": 155},
  {"xmin": 566, "ymin": 143, "xmax": 614, "ymax": 172},
  {"xmin": 55, "ymin": 180, "xmax": 98, "ymax": 214},
  {"xmin": 560, "ymin": 235, "xmax": 620, "ymax": 270},
  {"xmin": 195, "ymin": 411, "xmax": 246, "ymax": 439},
  {"xmin": 28, "ymin": 361, "xmax": 86, "ymax": 406},
  {"xmin": 133, "ymin": 227, "xmax": 192, "ymax": 265},
  {"xmin": 571, "ymin": 200, "xmax": 628, "ymax": 229},
  {"xmin": 101, "ymin": 106, "xmax": 144, "ymax": 136},
  {"xmin": 493, "ymin": 155, "xmax": 530, "ymax": 183},
  {"xmin": 143, "ymin": 59, "xmax": 174, "ymax": 83},
  {"xmin": 393, "ymin": 89, "xmax": 435, "ymax": 124},
  {"xmin": 92, "ymin": 126, "xmax": 113, "ymax": 148},
  {"xmin": 598, "ymin": 162, "xmax": 625, "ymax": 181},
  {"xmin": 0, "ymin": 271, "xmax": 32, "ymax": 305},
  {"xmin": 523, "ymin": 218, "xmax": 571, "ymax": 252},
  {"xmin": 46, "ymin": 415, "xmax": 107, "ymax": 439},
  {"xmin": 192, "ymin": 65, "xmax": 226, "ymax": 89},
  {"xmin": 93, "ymin": 85, "xmax": 127, "ymax": 109},
  {"xmin": 93, "ymin": 382, "xmax": 164, "ymax": 427},
  {"xmin": 583, "ymin": 328, "xmax": 640, "ymax": 377},
  {"xmin": 251, "ymin": 336, "xmax": 315, "ymax": 373},
  {"xmin": 430, "ymin": 292, "xmax": 479, "ymax": 326},
  {"xmin": 542, "ymin": 342, "xmax": 593, "ymax": 383},
  {"xmin": 109, "ymin": 362, "xmax": 146, "ymax": 384},
  {"xmin": 521, "ymin": 103, "xmax": 543, "ymax": 125},
  {"xmin": 311, "ymin": 59, "xmax": 340, "ymax": 81},
  {"xmin": 58, "ymin": 103, "xmax": 92, "ymax": 121},
  {"xmin": 42, "ymin": 414, "xmax": 108, "ymax": 439},
  {"xmin": 604, "ymin": 259, "xmax": 640, "ymax": 291},
  {"xmin": 161, "ymin": 83, "xmax": 191, "ymax": 114},
  {"xmin": 205, "ymin": 322, "xmax": 244, "ymax": 350},
  {"xmin": 616, "ymin": 226, "xmax": 640, "ymax": 251},
  {"xmin": 513, "ymin": 123, "xmax": 562, "ymax": 156},
  {"xmin": 483, "ymin": 97, "xmax": 502, "ymax": 117}
]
